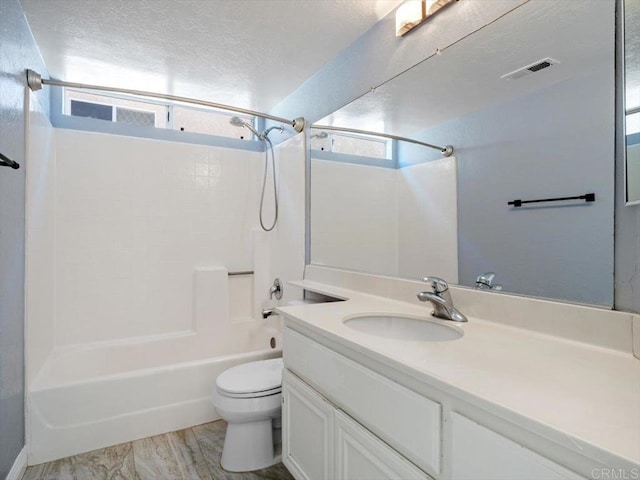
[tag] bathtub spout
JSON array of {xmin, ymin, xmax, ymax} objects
[{"xmin": 262, "ymin": 308, "xmax": 275, "ymax": 319}]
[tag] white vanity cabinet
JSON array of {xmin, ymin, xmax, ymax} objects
[
  {"xmin": 334, "ymin": 409, "xmax": 430, "ymax": 480},
  {"xmin": 283, "ymin": 326, "xmax": 590, "ymax": 480},
  {"xmin": 450, "ymin": 413, "xmax": 584, "ymax": 480},
  {"xmin": 283, "ymin": 369, "xmax": 431, "ymax": 480},
  {"xmin": 283, "ymin": 370, "xmax": 334, "ymax": 480}
]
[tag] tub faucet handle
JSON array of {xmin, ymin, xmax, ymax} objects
[{"xmin": 269, "ymin": 278, "xmax": 283, "ymax": 300}]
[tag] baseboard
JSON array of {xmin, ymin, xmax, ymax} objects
[{"xmin": 6, "ymin": 446, "xmax": 27, "ymax": 480}]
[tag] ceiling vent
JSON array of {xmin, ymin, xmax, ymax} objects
[{"xmin": 501, "ymin": 58, "xmax": 560, "ymax": 80}]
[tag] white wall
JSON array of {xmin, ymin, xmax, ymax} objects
[
  {"xmin": 311, "ymin": 160, "xmax": 399, "ymax": 277},
  {"xmin": 24, "ymin": 128, "xmax": 306, "ymax": 355},
  {"xmin": 269, "ymin": 134, "xmax": 306, "ymax": 303},
  {"xmin": 25, "ymin": 92, "xmax": 56, "ymax": 384},
  {"xmin": 397, "ymin": 158, "xmax": 458, "ymax": 282},
  {"xmin": 53, "ymin": 129, "xmax": 269, "ymax": 346},
  {"xmin": 310, "ymin": 157, "xmax": 458, "ymax": 280},
  {"xmin": 251, "ymin": 133, "xmax": 306, "ymax": 319}
]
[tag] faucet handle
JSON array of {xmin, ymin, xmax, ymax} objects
[
  {"xmin": 476, "ymin": 272, "xmax": 495, "ymax": 286},
  {"xmin": 422, "ymin": 277, "xmax": 449, "ymax": 294},
  {"xmin": 475, "ymin": 272, "xmax": 502, "ymax": 290},
  {"xmin": 269, "ymin": 278, "xmax": 283, "ymax": 300}
]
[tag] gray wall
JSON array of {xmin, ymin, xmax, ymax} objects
[
  {"xmin": 270, "ymin": 0, "xmax": 527, "ymax": 125},
  {"xmin": 0, "ymin": 0, "xmax": 48, "ymax": 476},
  {"xmin": 398, "ymin": 66, "xmax": 615, "ymax": 306}
]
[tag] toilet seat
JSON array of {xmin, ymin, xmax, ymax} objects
[
  {"xmin": 216, "ymin": 358, "xmax": 283, "ymax": 398},
  {"xmin": 212, "ymin": 357, "xmax": 284, "ymax": 472},
  {"xmin": 216, "ymin": 385, "xmax": 281, "ymax": 399}
]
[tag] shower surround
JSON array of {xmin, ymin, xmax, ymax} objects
[{"xmin": 24, "ymin": 97, "xmax": 305, "ymax": 464}]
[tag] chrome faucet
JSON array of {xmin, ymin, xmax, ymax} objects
[
  {"xmin": 475, "ymin": 272, "xmax": 502, "ymax": 290},
  {"xmin": 417, "ymin": 277, "xmax": 468, "ymax": 322}
]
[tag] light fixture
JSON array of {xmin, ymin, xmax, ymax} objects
[
  {"xmin": 395, "ymin": 0, "xmax": 456, "ymax": 37},
  {"xmin": 395, "ymin": 1, "xmax": 425, "ymax": 37}
]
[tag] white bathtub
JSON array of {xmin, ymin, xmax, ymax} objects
[{"xmin": 27, "ymin": 319, "xmax": 282, "ymax": 465}]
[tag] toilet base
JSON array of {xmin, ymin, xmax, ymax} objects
[{"xmin": 221, "ymin": 419, "xmax": 278, "ymax": 472}]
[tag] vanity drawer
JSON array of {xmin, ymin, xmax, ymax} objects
[{"xmin": 284, "ymin": 328, "xmax": 441, "ymax": 476}]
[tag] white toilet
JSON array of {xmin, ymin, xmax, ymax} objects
[{"xmin": 212, "ymin": 357, "xmax": 284, "ymax": 472}]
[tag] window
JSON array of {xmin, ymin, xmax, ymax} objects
[
  {"xmin": 170, "ymin": 106, "xmax": 253, "ymax": 139},
  {"xmin": 310, "ymin": 128, "xmax": 392, "ymax": 159},
  {"xmin": 70, "ymin": 100, "xmax": 112, "ymax": 121},
  {"xmin": 115, "ymin": 107, "xmax": 156, "ymax": 127},
  {"xmin": 63, "ymin": 89, "xmax": 256, "ymax": 139},
  {"xmin": 66, "ymin": 90, "xmax": 163, "ymax": 127},
  {"xmin": 70, "ymin": 98, "xmax": 156, "ymax": 127}
]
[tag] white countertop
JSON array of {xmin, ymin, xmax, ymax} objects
[{"xmin": 277, "ymin": 280, "xmax": 640, "ymax": 468}]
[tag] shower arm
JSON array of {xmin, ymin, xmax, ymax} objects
[{"xmin": 26, "ymin": 69, "xmax": 305, "ymax": 133}]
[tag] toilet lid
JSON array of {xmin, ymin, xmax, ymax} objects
[{"xmin": 216, "ymin": 357, "xmax": 283, "ymax": 395}]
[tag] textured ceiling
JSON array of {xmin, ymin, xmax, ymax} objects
[
  {"xmin": 21, "ymin": 0, "xmax": 401, "ymax": 113},
  {"xmin": 318, "ymin": 0, "xmax": 614, "ymax": 136}
]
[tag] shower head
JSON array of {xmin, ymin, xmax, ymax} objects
[
  {"xmin": 229, "ymin": 116, "xmax": 261, "ymax": 137},
  {"xmin": 229, "ymin": 116, "xmax": 246, "ymax": 127},
  {"xmin": 262, "ymin": 125, "xmax": 285, "ymax": 138}
]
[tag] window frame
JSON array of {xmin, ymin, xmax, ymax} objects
[
  {"xmin": 310, "ymin": 129, "xmax": 394, "ymax": 161},
  {"xmin": 62, "ymin": 87, "xmax": 257, "ymax": 140}
]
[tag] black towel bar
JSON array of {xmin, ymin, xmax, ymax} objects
[
  {"xmin": 508, "ymin": 193, "xmax": 595, "ymax": 207},
  {"xmin": 0, "ymin": 152, "xmax": 20, "ymax": 169}
]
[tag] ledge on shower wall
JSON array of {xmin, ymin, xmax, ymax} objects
[{"xmin": 311, "ymin": 149, "xmax": 397, "ymax": 169}]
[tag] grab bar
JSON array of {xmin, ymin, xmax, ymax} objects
[
  {"xmin": 228, "ymin": 270, "xmax": 254, "ymax": 276},
  {"xmin": 0, "ymin": 152, "xmax": 20, "ymax": 169}
]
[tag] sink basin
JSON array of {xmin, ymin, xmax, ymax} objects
[{"xmin": 343, "ymin": 315, "xmax": 463, "ymax": 342}]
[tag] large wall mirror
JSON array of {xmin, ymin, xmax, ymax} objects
[
  {"xmin": 625, "ymin": 0, "xmax": 640, "ymax": 205},
  {"xmin": 309, "ymin": 1, "xmax": 617, "ymax": 306}
]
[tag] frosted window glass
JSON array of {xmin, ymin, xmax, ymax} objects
[{"xmin": 171, "ymin": 107, "xmax": 253, "ymax": 139}]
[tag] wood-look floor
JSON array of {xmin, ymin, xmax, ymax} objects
[{"xmin": 23, "ymin": 420, "xmax": 294, "ymax": 480}]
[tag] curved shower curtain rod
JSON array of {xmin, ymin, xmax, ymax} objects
[
  {"xmin": 311, "ymin": 124, "xmax": 454, "ymax": 157},
  {"xmin": 26, "ymin": 69, "xmax": 306, "ymax": 133}
]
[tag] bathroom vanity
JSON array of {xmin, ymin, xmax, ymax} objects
[{"xmin": 276, "ymin": 267, "xmax": 640, "ymax": 480}]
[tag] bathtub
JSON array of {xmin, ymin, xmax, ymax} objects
[{"xmin": 27, "ymin": 319, "xmax": 282, "ymax": 465}]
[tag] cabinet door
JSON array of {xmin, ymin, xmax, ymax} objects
[
  {"xmin": 334, "ymin": 410, "xmax": 431, "ymax": 480},
  {"xmin": 285, "ymin": 328, "xmax": 441, "ymax": 475},
  {"xmin": 283, "ymin": 370, "xmax": 334, "ymax": 480},
  {"xmin": 451, "ymin": 413, "xmax": 585, "ymax": 480}
]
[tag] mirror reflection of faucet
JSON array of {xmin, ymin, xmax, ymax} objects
[{"xmin": 475, "ymin": 272, "xmax": 502, "ymax": 291}]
